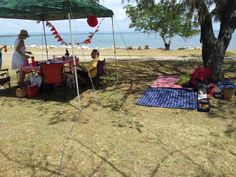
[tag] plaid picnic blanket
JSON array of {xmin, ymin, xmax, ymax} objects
[{"xmin": 137, "ymin": 87, "xmax": 197, "ymax": 109}]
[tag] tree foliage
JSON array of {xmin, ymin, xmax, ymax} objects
[
  {"xmin": 96, "ymin": 0, "xmax": 236, "ymax": 80},
  {"xmin": 125, "ymin": 0, "xmax": 199, "ymax": 50}
]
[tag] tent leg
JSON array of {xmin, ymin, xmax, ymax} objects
[
  {"xmin": 111, "ymin": 16, "xmax": 118, "ymax": 82},
  {"xmin": 68, "ymin": 13, "xmax": 82, "ymax": 110},
  {"xmin": 42, "ymin": 21, "xmax": 49, "ymax": 60}
]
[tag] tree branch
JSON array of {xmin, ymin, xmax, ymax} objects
[
  {"xmin": 229, "ymin": 16, "xmax": 236, "ymax": 29},
  {"xmin": 198, "ymin": 1, "xmax": 215, "ymax": 42},
  {"xmin": 218, "ymin": 0, "xmax": 236, "ymax": 20}
]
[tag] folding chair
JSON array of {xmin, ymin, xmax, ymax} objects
[
  {"xmin": 0, "ymin": 68, "xmax": 11, "ymax": 89},
  {"xmin": 94, "ymin": 59, "xmax": 107, "ymax": 84},
  {"xmin": 89, "ymin": 59, "xmax": 107, "ymax": 90},
  {"xmin": 40, "ymin": 63, "xmax": 67, "ymax": 100}
]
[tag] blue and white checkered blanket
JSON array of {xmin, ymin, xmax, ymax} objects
[{"xmin": 137, "ymin": 87, "xmax": 197, "ymax": 109}]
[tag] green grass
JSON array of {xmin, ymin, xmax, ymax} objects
[{"xmin": 0, "ymin": 59, "xmax": 236, "ymax": 177}]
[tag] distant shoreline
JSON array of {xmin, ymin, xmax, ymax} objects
[
  {"xmin": 0, "ymin": 31, "xmax": 142, "ymax": 37},
  {"xmin": 1, "ymin": 32, "xmax": 236, "ymax": 50},
  {"xmin": 2, "ymin": 47, "xmax": 236, "ymax": 62}
]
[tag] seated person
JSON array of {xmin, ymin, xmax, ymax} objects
[{"xmin": 77, "ymin": 49, "xmax": 100, "ymax": 84}]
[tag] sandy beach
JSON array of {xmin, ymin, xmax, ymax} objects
[{"xmin": 2, "ymin": 46, "xmax": 236, "ymax": 63}]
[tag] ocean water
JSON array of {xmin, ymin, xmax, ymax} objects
[{"xmin": 0, "ymin": 31, "xmax": 236, "ymax": 50}]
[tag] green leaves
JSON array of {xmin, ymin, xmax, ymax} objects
[{"xmin": 125, "ymin": 0, "xmax": 199, "ymax": 49}]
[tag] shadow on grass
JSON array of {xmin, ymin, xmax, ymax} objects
[
  {"xmin": 150, "ymin": 142, "xmax": 220, "ymax": 177},
  {"xmin": 70, "ymin": 138, "xmax": 129, "ymax": 177},
  {"xmin": 0, "ymin": 85, "xmax": 79, "ymax": 102},
  {"xmin": 1, "ymin": 60, "xmax": 235, "ymax": 127},
  {"xmin": 0, "ymin": 146, "xmax": 62, "ymax": 176}
]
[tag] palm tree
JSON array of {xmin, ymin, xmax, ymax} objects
[{"xmin": 96, "ymin": 0, "xmax": 236, "ymax": 81}]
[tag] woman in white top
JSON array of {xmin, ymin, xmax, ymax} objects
[{"xmin": 12, "ymin": 29, "xmax": 32, "ymax": 86}]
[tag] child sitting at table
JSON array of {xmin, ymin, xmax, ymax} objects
[{"xmin": 76, "ymin": 49, "xmax": 100, "ymax": 84}]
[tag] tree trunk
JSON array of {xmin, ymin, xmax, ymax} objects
[
  {"xmin": 164, "ymin": 43, "xmax": 170, "ymax": 50},
  {"xmin": 161, "ymin": 36, "xmax": 171, "ymax": 50},
  {"xmin": 201, "ymin": 19, "xmax": 235, "ymax": 82},
  {"xmin": 202, "ymin": 40, "xmax": 225, "ymax": 82},
  {"xmin": 198, "ymin": 0, "xmax": 236, "ymax": 82}
]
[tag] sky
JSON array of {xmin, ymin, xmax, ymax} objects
[
  {"xmin": 0, "ymin": 1, "xmax": 133, "ymax": 35},
  {"xmin": 0, "ymin": 1, "xmax": 220, "ymax": 35}
]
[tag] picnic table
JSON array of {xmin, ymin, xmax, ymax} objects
[{"xmin": 20, "ymin": 56, "xmax": 80, "ymax": 74}]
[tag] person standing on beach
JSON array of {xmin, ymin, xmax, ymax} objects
[
  {"xmin": 65, "ymin": 48, "xmax": 70, "ymax": 57},
  {"xmin": 12, "ymin": 29, "xmax": 32, "ymax": 86},
  {"xmin": 0, "ymin": 45, "xmax": 7, "ymax": 69}
]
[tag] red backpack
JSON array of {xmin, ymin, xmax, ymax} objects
[{"xmin": 190, "ymin": 66, "xmax": 212, "ymax": 87}]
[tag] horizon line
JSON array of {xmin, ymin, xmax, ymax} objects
[{"xmin": 0, "ymin": 31, "xmax": 139, "ymax": 36}]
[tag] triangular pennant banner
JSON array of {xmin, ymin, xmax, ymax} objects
[
  {"xmin": 52, "ymin": 30, "xmax": 58, "ymax": 35},
  {"xmin": 50, "ymin": 26, "xmax": 56, "ymax": 31},
  {"xmin": 82, "ymin": 38, "xmax": 91, "ymax": 44},
  {"xmin": 57, "ymin": 38, "xmax": 63, "ymax": 42},
  {"xmin": 46, "ymin": 21, "xmax": 51, "ymax": 26},
  {"xmin": 54, "ymin": 34, "xmax": 60, "ymax": 38},
  {"xmin": 44, "ymin": 19, "xmax": 104, "ymax": 46}
]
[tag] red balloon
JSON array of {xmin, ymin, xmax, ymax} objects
[{"xmin": 87, "ymin": 16, "xmax": 98, "ymax": 27}]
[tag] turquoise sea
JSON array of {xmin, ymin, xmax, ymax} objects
[{"xmin": 0, "ymin": 31, "xmax": 236, "ymax": 50}]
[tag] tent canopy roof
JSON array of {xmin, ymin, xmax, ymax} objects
[{"xmin": 0, "ymin": 0, "xmax": 113, "ymax": 20}]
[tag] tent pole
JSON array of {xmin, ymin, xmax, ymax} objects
[
  {"xmin": 42, "ymin": 21, "xmax": 49, "ymax": 60},
  {"xmin": 68, "ymin": 12, "xmax": 81, "ymax": 110},
  {"xmin": 111, "ymin": 16, "xmax": 118, "ymax": 82}
]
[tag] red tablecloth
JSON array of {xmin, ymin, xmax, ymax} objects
[{"xmin": 21, "ymin": 56, "xmax": 79, "ymax": 73}]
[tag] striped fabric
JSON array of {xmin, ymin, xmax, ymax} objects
[
  {"xmin": 137, "ymin": 87, "xmax": 197, "ymax": 110},
  {"xmin": 151, "ymin": 75, "xmax": 182, "ymax": 88}
]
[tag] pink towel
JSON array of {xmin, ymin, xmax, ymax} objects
[{"xmin": 151, "ymin": 75, "xmax": 182, "ymax": 88}]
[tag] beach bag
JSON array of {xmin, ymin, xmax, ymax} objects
[
  {"xmin": 190, "ymin": 66, "xmax": 212, "ymax": 87},
  {"xmin": 16, "ymin": 87, "xmax": 27, "ymax": 98}
]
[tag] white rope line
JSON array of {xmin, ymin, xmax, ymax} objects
[
  {"xmin": 57, "ymin": 109, "xmax": 82, "ymax": 176},
  {"xmin": 113, "ymin": 15, "xmax": 134, "ymax": 65}
]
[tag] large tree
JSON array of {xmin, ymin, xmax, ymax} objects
[
  {"xmin": 96, "ymin": 0, "xmax": 236, "ymax": 81},
  {"xmin": 125, "ymin": 0, "xmax": 199, "ymax": 50},
  {"xmin": 183, "ymin": 0, "xmax": 236, "ymax": 81}
]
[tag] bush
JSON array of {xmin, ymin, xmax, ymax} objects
[
  {"xmin": 144, "ymin": 45, "xmax": 149, "ymax": 50},
  {"xmin": 127, "ymin": 46, "xmax": 133, "ymax": 50}
]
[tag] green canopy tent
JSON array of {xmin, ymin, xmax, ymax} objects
[
  {"xmin": 0, "ymin": 0, "xmax": 113, "ymax": 19},
  {"xmin": 0, "ymin": 0, "xmax": 115, "ymax": 109}
]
